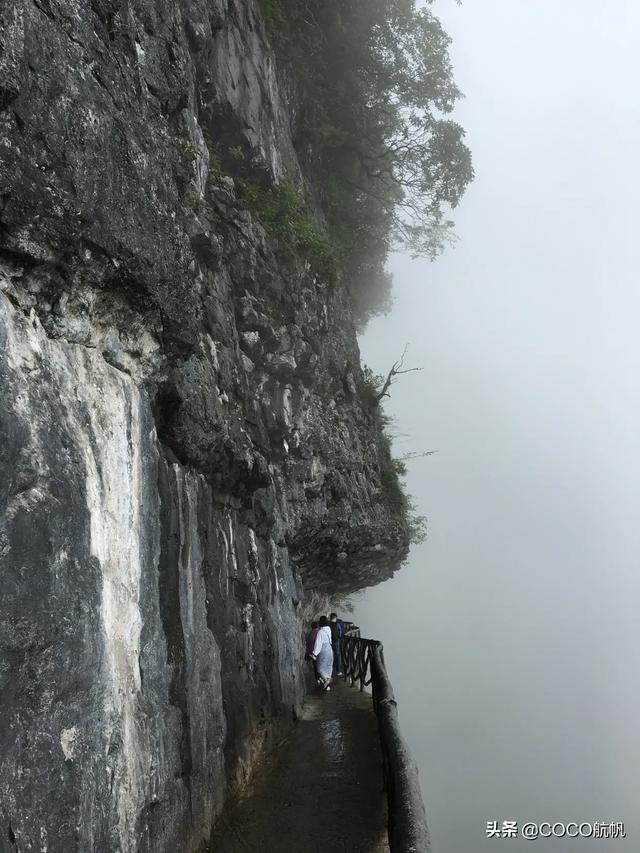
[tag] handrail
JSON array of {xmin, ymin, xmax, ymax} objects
[{"xmin": 340, "ymin": 623, "xmax": 432, "ymax": 853}]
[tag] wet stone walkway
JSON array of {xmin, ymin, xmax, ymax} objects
[{"xmin": 207, "ymin": 674, "xmax": 389, "ymax": 853}]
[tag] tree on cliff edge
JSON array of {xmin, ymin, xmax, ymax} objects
[{"xmin": 264, "ymin": 0, "xmax": 474, "ymax": 322}]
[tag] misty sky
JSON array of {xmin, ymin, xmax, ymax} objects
[{"xmin": 354, "ymin": 2, "xmax": 640, "ymax": 851}]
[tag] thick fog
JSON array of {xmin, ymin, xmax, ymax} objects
[{"xmin": 355, "ymin": 1, "xmax": 640, "ymax": 850}]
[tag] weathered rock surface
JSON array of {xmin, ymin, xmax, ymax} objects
[{"xmin": 0, "ymin": 1, "xmax": 409, "ymax": 850}]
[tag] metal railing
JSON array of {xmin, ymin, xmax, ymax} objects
[
  {"xmin": 341, "ymin": 623, "xmax": 379, "ymax": 692},
  {"xmin": 340, "ymin": 623, "xmax": 432, "ymax": 853}
]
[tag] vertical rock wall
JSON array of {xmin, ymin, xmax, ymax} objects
[
  {"xmin": 0, "ymin": 293, "xmax": 303, "ymax": 851},
  {"xmin": 0, "ymin": 1, "xmax": 409, "ymax": 850}
]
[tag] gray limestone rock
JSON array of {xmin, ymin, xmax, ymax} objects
[{"xmin": 0, "ymin": 1, "xmax": 410, "ymax": 850}]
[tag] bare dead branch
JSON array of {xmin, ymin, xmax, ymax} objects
[
  {"xmin": 375, "ymin": 344, "xmax": 423, "ymax": 402},
  {"xmin": 399, "ymin": 450, "xmax": 439, "ymax": 461}
]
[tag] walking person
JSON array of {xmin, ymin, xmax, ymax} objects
[
  {"xmin": 330, "ymin": 612, "xmax": 344, "ymax": 675},
  {"xmin": 310, "ymin": 615, "xmax": 333, "ymax": 691},
  {"xmin": 305, "ymin": 621, "xmax": 319, "ymax": 681}
]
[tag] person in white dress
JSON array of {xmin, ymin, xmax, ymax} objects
[{"xmin": 311, "ymin": 615, "xmax": 333, "ymax": 691}]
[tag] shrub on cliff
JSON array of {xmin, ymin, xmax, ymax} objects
[
  {"xmin": 359, "ymin": 367, "xmax": 428, "ymax": 545},
  {"xmin": 378, "ymin": 428, "xmax": 428, "ymax": 545},
  {"xmin": 239, "ymin": 177, "xmax": 338, "ymax": 279}
]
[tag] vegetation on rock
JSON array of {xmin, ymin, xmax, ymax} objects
[
  {"xmin": 238, "ymin": 178, "xmax": 338, "ymax": 280},
  {"xmin": 260, "ymin": 0, "xmax": 473, "ymax": 325},
  {"xmin": 361, "ymin": 368, "xmax": 428, "ymax": 545},
  {"xmin": 198, "ymin": 0, "xmax": 467, "ymax": 546}
]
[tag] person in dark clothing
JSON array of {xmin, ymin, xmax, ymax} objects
[
  {"xmin": 305, "ymin": 620, "xmax": 320, "ymax": 680},
  {"xmin": 305, "ymin": 621, "xmax": 319, "ymax": 657},
  {"xmin": 329, "ymin": 612, "xmax": 344, "ymax": 675}
]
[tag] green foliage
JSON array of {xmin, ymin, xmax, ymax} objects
[
  {"xmin": 180, "ymin": 134, "xmax": 225, "ymax": 180},
  {"xmin": 377, "ymin": 428, "xmax": 401, "ymax": 503},
  {"xmin": 377, "ymin": 427, "xmax": 427, "ymax": 545},
  {"xmin": 360, "ymin": 367, "xmax": 384, "ymax": 407},
  {"xmin": 407, "ymin": 503, "xmax": 428, "ymax": 545},
  {"xmin": 239, "ymin": 178, "xmax": 338, "ymax": 279},
  {"xmin": 208, "ymin": 153, "xmax": 224, "ymax": 177},
  {"xmin": 183, "ymin": 193, "xmax": 206, "ymax": 212},
  {"xmin": 194, "ymin": 130, "xmax": 336, "ymax": 275},
  {"xmin": 196, "ymin": 132, "xmax": 224, "ymax": 177},
  {"xmin": 179, "ymin": 137, "xmax": 200, "ymax": 159},
  {"xmin": 393, "ymin": 458, "xmax": 408, "ymax": 478},
  {"xmin": 380, "ymin": 456, "xmax": 407, "ymax": 511},
  {"xmin": 228, "ymin": 145, "xmax": 246, "ymax": 162},
  {"xmin": 261, "ymin": 0, "xmax": 473, "ymax": 324},
  {"xmin": 361, "ymin": 376, "xmax": 427, "ymax": 544}
]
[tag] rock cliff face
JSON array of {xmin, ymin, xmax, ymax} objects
[{"xmin": 0, "ymin": 1, "xmax": 409, "ymax": 850}]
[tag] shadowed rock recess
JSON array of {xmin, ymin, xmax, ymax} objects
[{"xmin": 0, "ymin": 1, "xmax": 409, "ymax": 851}]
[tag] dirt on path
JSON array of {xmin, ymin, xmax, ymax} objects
[{"xmin": 207, "ymin": 674, "xmax": 390, "ymax": 853}]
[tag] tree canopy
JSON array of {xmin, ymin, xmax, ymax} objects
[{"xmin": 262, "ymin": 0, "xmax": 474, "ymax": 323}]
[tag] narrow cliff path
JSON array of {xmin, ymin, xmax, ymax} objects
[{"xmin": 207, "ymin": 674, "xmax": 390, "ymax": 853}]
